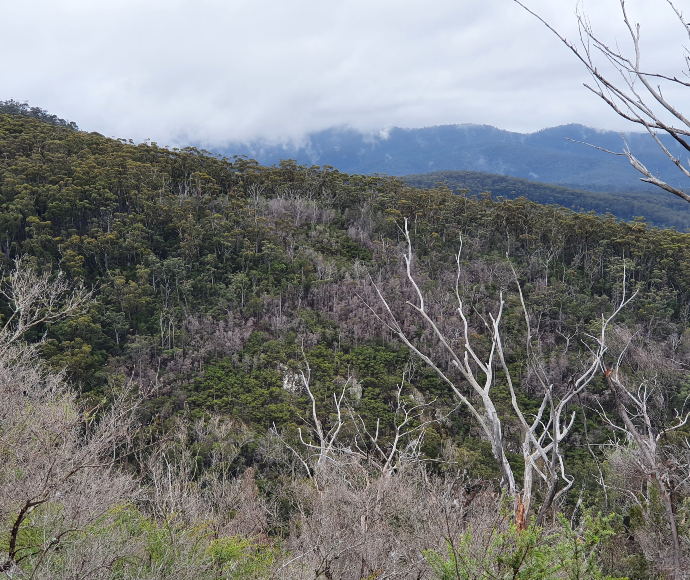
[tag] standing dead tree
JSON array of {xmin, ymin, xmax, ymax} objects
[
  {"xmin": 367, "ymin": 218, "xmax": 636, "ymax": 525},
  {"xmin": 0, "ymin": 260, "xmax": 136, "ymax": 577},
  {"xmin": 349, "ymin": 365, "xmax": 441, "ymax": 481},
  {"xmin": 0, "ymin": 257, "xmax": 92, "ymax": 355},
  {"xmin": 515, "ymin": 0, "xmax": 690, "ymax": 203},
  {"xmin": 599, "ymin": 358, "xmax": 690, "ymax": 578},
  {"xmin": 270, "ymin": 353, "xmax": 350, "ymax": 491}
]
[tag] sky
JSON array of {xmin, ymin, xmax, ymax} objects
[{"xmin": 2, "ymin": 0, "xmax": 688, "ymax": 147}]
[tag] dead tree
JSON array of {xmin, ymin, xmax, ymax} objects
[
  {"xmin": 368, "ymin": 218, "xmax": 636, "ymax": 524},
  {"xmin": 0, "ymin": 260, "xmax": 135, "ymax": 576},
  {"xmin": 271, "ymin": 354, "xmax": 443, "ymax": 556},
  {"xmin": 0, "ymin": 257, "xmax": 92, "ymax": 355},
  {"xmin": 350, "ymin": 365, "xmax": 441, "ymax": 481},
  {"xmin": 515, "ymin": 0, "xmax": 690, "ymax": 203},
  {"xmin": 599, "ymin": 361, "xmax": 690, "ymax": 578},
  {"xmin": 271, "ymin": 353, "xmax": 349, "ymax": 490},
  {"xmin": 297, "ymin": 357, "xmax": 348, "ymax": 470}
]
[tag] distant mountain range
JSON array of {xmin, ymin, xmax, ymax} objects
[
  {"xmin": 5, "ymin": 101, "xmax": 685, "ymax": 227},
  {"xmin": 216, "ymin": 123, "xmax": 686, "ymax": 193}
]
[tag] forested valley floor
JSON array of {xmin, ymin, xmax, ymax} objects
[{"xmin": 3, "ymin": 110, "xmax": 690, "ymax": 579}]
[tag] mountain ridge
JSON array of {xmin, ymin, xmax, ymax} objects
[{"xmin": 216, "ymin": 122, "xmax": 684, "ymax": 193}]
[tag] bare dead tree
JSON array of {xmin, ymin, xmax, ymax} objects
[
  {"xmin": 0, "ymin": 257, "xmax": 92, "ymax": 355},
  {"xmin": 0, "ymin": 261, "xmax": 136, "ymax": 577},
  {"xmin": 502, "ymin": 261, "xmax": 637, "ymax": 525},
  {"xmin": 598, "ymin": 358, "xmax": 690, "ymax": 578},
  {"xmin": 298, "ymin": 357, "xmax": 348, "ymax": 471},
  {"xmin": 367, "ymin": 218, "xmax": 636, "ymax": 525},
  {"xmin": 350, "ymin": 365, "xmax": 441, "ymax": 481},
  {"xmin": 271, "ymin": 352, "xmax": 349, "ymax": 490},
  {"xmin": 515, "ymin": 0, "xmax": 690, "ymax": 203}
]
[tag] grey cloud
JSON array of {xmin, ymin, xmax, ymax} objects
[{"xmin": 1, "ymin": 0, "xmax": 685, "ymax": 146}]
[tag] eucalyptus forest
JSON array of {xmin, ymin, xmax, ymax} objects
[{"xmin": 3, "ymin": 104, "xmax": 690, "ymax": 579}]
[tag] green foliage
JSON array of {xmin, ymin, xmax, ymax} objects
[
  {"xmin": 404, "ymin": 170, "xmax": 690, "ymax": 230},
  {"xmin": 0, "ymin": 99, "xmax": 79, "ymax": 129},
  {"xmin": 4, "ymin": 110, "xmax": 690, "ymax": 486},
  {"xmin": 189, "ymin": 358, "xmax": 291, "ymax": 426},
  {"xmin": 425, "ymin": 513, "xmax": 626, "ymax": 580},
  {"xmin": 83, "ymin": 504, "xmax": 273, "ymax": 579},
  {"xmin": 4, "ymin": 112, "xmax": 690, "ymax": 577},
  {"xmin": 207, "ymin": 536, "xmax": 276, "ymax": 578},
  {"xmin": 188, "ymin": 334, "xmax": 413, "ymax": 436}
]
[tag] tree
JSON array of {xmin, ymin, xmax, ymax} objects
[
  {"xmin": 597, "ymin": 337, "xmax": 690, "ymax": 579},
  {"xmin": 0, "ymin": 261, "xmax": 272, "ymax": 580},
  {"xmin": 270, "ymin": 353, "xmax": 349, "ymax": 491},
  {"xmin": 368, "ymin": 218, "xmax": 636, "ymax": 525},
  {"xmin": 0, "ymin": 260, "xmax": 136, "ymax": 577},
  {"xmin": 0, "ymin": 258, "xmax": 92, "ymax": 354},
  {"xmin": 0, "ymin": 100, "xmax": 79, "ymax": 130},
  {"xmin": 515, "ymin": 0, "xmax": 690, "ymax": 204}
]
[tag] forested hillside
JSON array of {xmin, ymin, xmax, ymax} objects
[
  {"xmin": 404, "ymin": 170, "xmax": 690, "ymax": 230},
  {"xmin": 3, "ymin": 110, "xmax": 690, "ymax": 579}
]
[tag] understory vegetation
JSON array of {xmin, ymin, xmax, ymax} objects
[{"xmin": 2, "ymin": 108, "xmax": 690, "ymax": 578}]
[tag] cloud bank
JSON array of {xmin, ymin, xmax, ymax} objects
[{"xmin": 2, "ymin": 0, "xmax": 686, "ymax": 146}]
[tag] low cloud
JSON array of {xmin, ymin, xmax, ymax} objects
[{"xmin": 2, "ymin": 0, "xmax": 684, "ymax": 146}]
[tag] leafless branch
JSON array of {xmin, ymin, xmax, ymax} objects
[{"xmin": 515, "ymin": 0, "xmax": 690, "ymax": 204}]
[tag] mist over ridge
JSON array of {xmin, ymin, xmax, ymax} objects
[{"xmin": 216, "ymin": 122, "xmax": 683, "ymax": 193}]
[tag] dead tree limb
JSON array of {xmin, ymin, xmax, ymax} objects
[
  {"xmin": 367, "ymin": 218, "xmax": 636, "ymax": 525},
  {"xmin": 600, "ymin": 365, "xmax": 689, "ymax": 578},
  {"xmin": 515, "ymin": 0, "xmax": 690, "ymax": 203}
]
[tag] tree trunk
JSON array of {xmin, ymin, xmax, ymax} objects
[
  {"xmin": 654, "ymin": 473, "xmax": 682, "ymax": 579},
  {"xmin": 535, "ymin": 477, "xmax": 558, "ymax": 527}
]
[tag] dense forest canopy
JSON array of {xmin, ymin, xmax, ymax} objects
[
  {"xmin": 0, "ymin": 99, "xmax": 79, "ymax": 130},
  {"xmin": 2, "ymin": 109, "xmax": 690, "ymax": 578},
  {"xmin": 404, "ymin": 169, "xmax": 690, "ymax": 230}
]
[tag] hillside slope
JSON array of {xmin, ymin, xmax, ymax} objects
[
  {"xmin": 2, "ymin": 110, "xmax": 690, "ymax": 578},
  {"xmin": 1, "ymin": 110, "xmax": 688, "ymax": 432},
  {"xmin": 404, "ymin": 169, "xmax": 690, "ymax": 230}
]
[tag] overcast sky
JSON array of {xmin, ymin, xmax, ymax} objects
[{"xmin": 2, "ymin": 0, "xmax": 687, "ymax": 146}]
